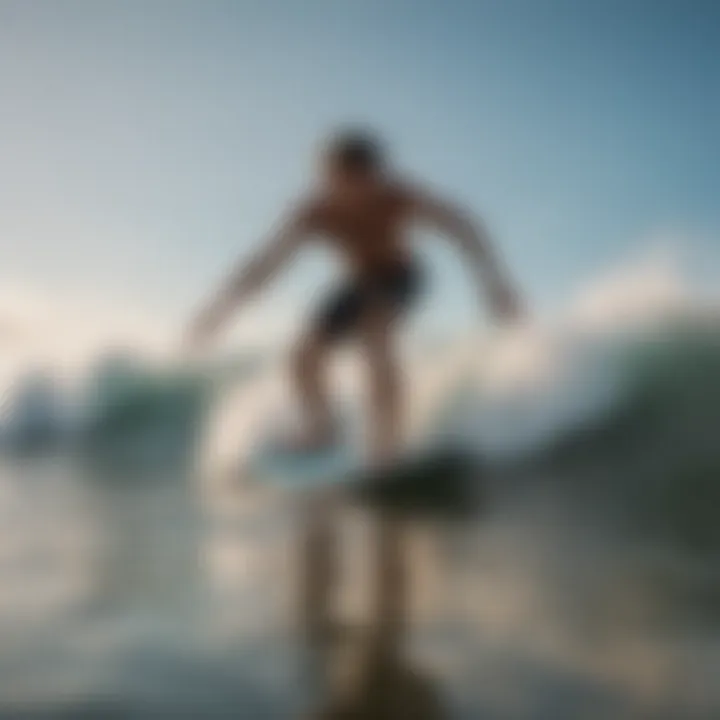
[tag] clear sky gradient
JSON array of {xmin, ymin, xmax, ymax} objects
[{"xmin": 1, "ymin": 0, "xmax": 718, "ymax": 339}]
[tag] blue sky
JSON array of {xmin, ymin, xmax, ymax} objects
[{"xmin": 0, "ymin": 0, "xmax": 718, "ymax": 340}]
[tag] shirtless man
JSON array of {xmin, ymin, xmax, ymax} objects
[{"xmin": 188, "ymin": 128, "xmax": 521, "ymax": 464}]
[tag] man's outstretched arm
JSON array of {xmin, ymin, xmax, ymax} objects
[
  {"xmin": 409, "ymin": 189, "xmax": 523, "ymax": 322},
  {"xmin": 187, "ymin": 205, "xmax": 313, "ymax": 347}
]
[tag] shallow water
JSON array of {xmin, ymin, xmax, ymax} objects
[
  {"xmin": 0, "ymin": 448, "xmax": 717, "ymax": 720},
  {"xmin": 1, "ymin": 318, "xmax": 719, "ymax": 718}
]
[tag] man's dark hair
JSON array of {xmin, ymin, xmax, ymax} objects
[{"xmin": 326, "ymin": 128, "xmax": 386, "ymax": 174}]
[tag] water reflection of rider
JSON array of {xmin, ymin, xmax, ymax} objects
[{"xmin": 314, "ymin": 640, "xmax": 448, "ymax": 720}]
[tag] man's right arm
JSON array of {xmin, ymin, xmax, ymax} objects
[{"xmin": 187, "ymin": 202, "xmax": 315, "ymax": 347}]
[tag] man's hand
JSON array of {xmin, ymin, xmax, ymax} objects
[
  {"xmin": 183, "ymin": 300, "xmax": 228, "ymax": 352},
  {"xmin": 486, "ymin": 278, "xmax": 525, "ymax": 324}
]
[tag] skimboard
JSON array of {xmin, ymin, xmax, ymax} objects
[
  {"xmin": 248, "ymin": 426, "xmax": 483, "ymax": 520},
  {"xmin": 247, "ymin": 434, "xmax": 362, "ymax": 490},
  {"xmin": 246, "ymin": 408, "xmax": 365, "ymax": 488},
  {"xmin": 350, "ymin": 445, "xmax": 483, "ymax": 520}
]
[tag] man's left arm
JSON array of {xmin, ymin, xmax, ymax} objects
[{"xmin": 408, "ymin": 188, "xmax": 524, "ymax": 322}]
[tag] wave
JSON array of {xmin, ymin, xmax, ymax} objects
[
  {"xmin": 0, "ymin": 351, "xmax": 262, "ymax": 463},
  {"xmin": 525, "ymin": 319, "xmax": 720, "ymax": 558},
  {"xmin": 1, "ymin": 299, "xmax": 718, "ymax": 558}
]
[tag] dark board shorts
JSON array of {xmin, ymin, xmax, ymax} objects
[{"xmin": 313, "ymin": 259, "xmax": 424, "ymax": 342}]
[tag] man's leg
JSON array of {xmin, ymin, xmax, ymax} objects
[
  {"xmin": 291, "ymin": 330, "xmax": 336, "ymax": 444},
  {"xmin": 290, "ymin": 330, "xmax": 338, "ymax": 662},
  {"xmin": 361, "ymin": 310, "xmax": 403, "ymax": 466},
  {"xmin": 361, "ymin": 310, "xmax": 408, "ymax": 648}
]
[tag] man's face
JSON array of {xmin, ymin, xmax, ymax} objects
[{"xmin": 319, "ymin": 155, "xmax": 373, "ymax": 199}]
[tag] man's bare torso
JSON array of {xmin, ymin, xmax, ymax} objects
[{"xmin": 305, "ymin": 181, "xmax": 413, "ymax": 275}]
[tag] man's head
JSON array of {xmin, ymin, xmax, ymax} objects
[{"xmin": 320, "ymin": 128, "xmax": 387, "ymax": 195}]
